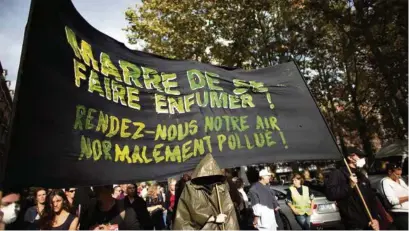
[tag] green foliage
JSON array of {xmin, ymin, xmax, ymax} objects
[{"xmin": 125, "ymin": 0, "xmax": 408, "ymax": 155}]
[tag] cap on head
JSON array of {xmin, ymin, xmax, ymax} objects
[
  {"xmin": 386, "ymin": 162, "xmax": 402, "ymax": 172},
  {"xmin": 259, "ymin": 169, "xmax": 272, "ymax": 177},
  {"xmin": 345, "ymin": 147, "xmax": 366, "ymax": 158}
]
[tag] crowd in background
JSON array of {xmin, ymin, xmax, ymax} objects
[
  {"xmin": 0, "ymin": 174, "xmax": 194, "ymax": 230},
  {"xmin": 0, "ymin": 151, "xmax": 407, "ymax": 231}
]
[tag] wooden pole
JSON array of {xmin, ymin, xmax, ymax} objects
[
  {"xmin": 215, "ymin": 185, "xmax": 225, "ymax": 230},
  {"xmin": 293, "ymin": 56, "xmax": 377, "ymax": 231},
  {"xmin": 343, "ymin": 158, "xmax": 376, "ymax": 229}
]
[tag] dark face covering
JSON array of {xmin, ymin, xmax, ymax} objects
[{"xmin": 192, "ymin": 175, "xmax": 226, "ymax": 192}]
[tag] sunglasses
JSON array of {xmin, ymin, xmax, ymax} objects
[{"xmin": 69, "ymin": 190, "xmax": 76, "ymax": 193}]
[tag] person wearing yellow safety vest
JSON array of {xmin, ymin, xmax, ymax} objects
[{"xmin": 286, "ymin": 173, "xmax": 315, "ymax": 230}]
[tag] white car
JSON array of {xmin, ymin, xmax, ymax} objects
[{"xmin": 270, "ymin": 185, "xmax": 343, "ymax": 230}]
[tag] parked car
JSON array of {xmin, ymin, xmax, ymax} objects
[
  {"xmin": 270, "ymin": 185, "xmax": 343, "ymax": 230},
  {"xmin": 244, "ymin": 184, "xmax": 294, "ymax": 230},
  {"xmin": 368, "ymin": 156, "xmax": 408, "ymax": 208}
]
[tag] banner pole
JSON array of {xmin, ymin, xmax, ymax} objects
[
  {"xmin": 292, "ymin": 61, "xmax": 376, "ymax": 229},
  {"xmin": 215, "ymin": 184, "xmax": 225, "ymax": 230},
  {"xmin": 343, "ymin": 158, "xmax": 375, "ymax": 221}
]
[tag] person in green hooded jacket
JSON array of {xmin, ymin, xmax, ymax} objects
[{"xmin": 173, "ymin": 154, "xmax": 239, "ymax": 230}]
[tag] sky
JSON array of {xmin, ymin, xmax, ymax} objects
[{"xmin": 0, "ymin": 0, "xmax": 142, "ymax": 89}]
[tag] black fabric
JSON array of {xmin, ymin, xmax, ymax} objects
[
  {"xmin": 123, "ymin": 196, "xmax": 153, "ymax": 229},
  {"xmin": 164, "ymin": 191, "xmax": 174, "ymax": 211},
  {"xmin": 50, "ymin": 213, "xmax": 75, "ymax": 230},
  {"xmin": 3, "ymin": 0, "xmax": 340, "ymax": 188},
  {"xmin": 82, "ymin": 199, "xmax": 141, "ymax": 230},
  {"xmin": 164, "ymin": 191, "xmax": 175, "ymax": 228},
  {"xmin": 248, "ymin": 182, "xmax": 279, "ymax": 210},
  {"xmin": 23, "ymin": 206, "xmax": 38, "ymax": 224},
  {"xmin": 391, "ymin": 212, "xmax": 409, "ymax": 230},
  {"xmin": 22, "ymin": 206, "xmax": 40, "ymax": 230},
  {"xmin": 379, "ymin": 178, "xmax": 393, "ymax": 210},
  {"xmin": 345, "ymin": 147, "xmax": 366, "ymax": 158},
  {"xmin": 146, "ymin": 195, "xmax": 165, "ymax": 230},
  {"xmin": 325, "ymin": 167, "xmax": 380, "ymax": 229}
]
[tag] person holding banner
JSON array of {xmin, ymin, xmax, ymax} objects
[
  {"xmin": 326, "ymin": 148, "xmax": 380, "ymax": 230},
  {"xmin": 173, "ymin": 154, "xmax": 239, "ymax": 230}
]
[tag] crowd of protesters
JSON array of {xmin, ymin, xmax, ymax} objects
[
  {"xmin": 0, "ymin": 148, "xmax": 408, "ymax": 230},
  {"xmin": 0, "ymin": 174, "xmax": 198, "ymax": 230}
]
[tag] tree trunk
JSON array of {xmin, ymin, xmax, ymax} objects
[
  {"xmin": 345, "ymin": 61, "xmax": 374, "ymax": 157},
  {"xmin": 317, "ymin": 65, "xmax": 347, "ymax": 155}
]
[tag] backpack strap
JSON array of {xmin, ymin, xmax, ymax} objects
[{"xmin": 379, "ymin": 178, "xmax": 393, "ymax": 209}]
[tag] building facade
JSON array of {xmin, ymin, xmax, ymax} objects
[{"xmin": 0, "ymin": 61, "xmax": 13, "ymax": 178}]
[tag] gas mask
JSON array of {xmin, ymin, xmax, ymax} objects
[
  {"xmin": 356, "ymin": 158, "xmax": 366, "ymax": 168},
  {"xmin": 1, "ymin": 202, "xmax": 20, "ymax": 224}
]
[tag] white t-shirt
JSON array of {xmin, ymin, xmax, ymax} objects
[
  {"xmin": 381, "ymin": 177, "xmax": 408, "ymax": 213},
  {"xmin": 141, "ymin": 187, "xmax": 148, "ymax": 200},
  {"xmin": 238, "ymin": 188, "xmax": 249, "ymax": 207}
]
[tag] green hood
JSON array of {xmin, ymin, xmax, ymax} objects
[{"xmin": 191, "ymin": 153, "xmax": 223, "ymax": 179}]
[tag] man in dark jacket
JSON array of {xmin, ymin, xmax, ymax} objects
[
  {"xmin": 124, "ymin": 184, "xmax": 153, "ymax": 229},
  {"xmin": 82, "ymin": 185, "xmax": 141, "ymax": 230},
  {"xmin": 325, "ymin": 147, "xmax": 380, "ymax": 230}
]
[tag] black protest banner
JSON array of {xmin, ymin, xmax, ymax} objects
[{"xmin": 3, "ymin": 0, "xmax": 340, "ymax": 188}]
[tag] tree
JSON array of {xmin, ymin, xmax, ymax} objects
[{"xmin": 125, "ymin": 0, "xmax": 408, "ymax": 156}]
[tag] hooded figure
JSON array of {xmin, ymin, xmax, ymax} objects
[{"xmin": 173, "ymin": 154, "xmax": 239, "ymax": 230}]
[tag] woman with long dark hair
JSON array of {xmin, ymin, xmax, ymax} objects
[{"xmin": 39, "ymin": 189, "xmax": 79, "ymax": 230}]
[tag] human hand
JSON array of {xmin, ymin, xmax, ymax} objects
[
  {"xmin": 253, "ymin": 217, "xmax": 259, "ymax": 228},
  {"xmin": 350, "ymin": 175, "xmax": 358, "ymax": 188},
  {"xmin": 369, "ymin": 219, "xmax": 379, "ymax": 231},
  {"xmin": 274, "ymin": 207, "xmax": 280, "ymax": 211},
  {"xmin": 215, "ymin": 214, "xmax": 227, "ymax": 224}
]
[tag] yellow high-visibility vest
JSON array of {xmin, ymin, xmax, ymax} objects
[{"xmin": 289, "ymin": 185, "xmax": 312, "ymax": 215}]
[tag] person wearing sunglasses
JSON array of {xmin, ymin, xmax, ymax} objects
[
  {"xmin": 64, "ymin": 188, "xmax": 76, "ymax": 206},
  {"xmin": 380, "ymin": 162, "xmax": 408, "ymax": 230},
  {"xmin": 64, "ymin": 188, "xmax": 81, "ymax": 218},
  {"xmin": 286, "ymin": 173, "xmax": 314, "ymax": 230}
]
